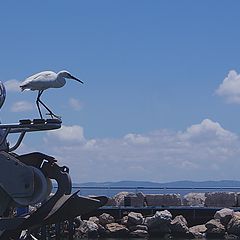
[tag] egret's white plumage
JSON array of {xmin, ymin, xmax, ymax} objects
[{"xmin": 20, "ymin": 70, "xmax": 83, "ymax": 119}]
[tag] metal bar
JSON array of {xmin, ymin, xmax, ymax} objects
[
  {"xmin": 70, "ymin": 186, "xmax": 240, "ymax": 190},
  {"xmin": 9, "ymin": 131, "xmax": 26, "ymax": 152},
  {"xmin": 0, "ymin": 128, "xmax": 10, "ymax": 146},
  {"xmin": 0, "ymin": 122, "xmax": 61, "ymax": 134}
]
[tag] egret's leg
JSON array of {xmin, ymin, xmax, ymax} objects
[
  {"xmin": 37, "ymin": 91, "xmax": 61, "ymax": 119},
  {"xmin": 36, "ymin": 90, "xmax": 43, "ymax": 119}
]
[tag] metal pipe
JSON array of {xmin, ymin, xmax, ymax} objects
[{"xmin": 9, "ymin": 131, "xmax": 26, "ymax": 152}]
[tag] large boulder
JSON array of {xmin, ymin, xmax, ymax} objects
[
  {"xmin": 183, "ymin": 193, "xmax": 206, "ymax": 206},
  {"xmin": 189, "ymin": 224, "xmax": 207, "ymax": 238},
  {"xmin": 214, "ymin": 208, "xmax": 234, "ymax": 226},
  {"xmin": 105, "ymin": 223, "xmax": 129, "ymax": 237},
  {"xmin": 105, "ymin": 197, "xmax": 117, "ymax": 206},
  {"xmin": 236, "ymin": 193, "xmax": 240, "ymax": 207},
  {"xmin": 129, "ymin": 224, "xmax": 148, "ymax": 232},
  {"xmin": 113, "ymin": 191, "xmax": 145, "ymax": 207},
  {"xmin": 170, "ymin": 215, "xmax": 189, "ymax": 234},
  {"xmin": 205, "ymin": 192, "xmax": 237, "ymax": 207},
  {"xmin": 205, "ymin": 219, "xmax": 225, "ymax": 237},
  {"xmin": 144, "ymin": 210, "xmax": 172, "ymax": 234},
  {"xmin": 76, "ymin": 220, "xmax": 99, "ymax": 238},
  {"xmin": 88, "ymin": 216, "xmax": 100, "ymax": 225},
  {"xmin": 98, "ymin": 213, "xmax": 115, "ymax": 226},
  {"xmin": 227, "ymin": 213, "xmax": 240, "ymax": 235},
  {"xmin": 145, "ymin": 194, "xmax": 181, "ymax": 207},
  {"xmin": 130, "ymin": 229, "xmax": 149, "ymax": 238},
  {"xmin": 127, "ymin": 212, "xmax": 144, "ymax": 226}
]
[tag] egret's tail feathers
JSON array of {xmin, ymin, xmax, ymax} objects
[{"xmin": 20, "ymin": 85, "xmax": 28, "ymax": 91}]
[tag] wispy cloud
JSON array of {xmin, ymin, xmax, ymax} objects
[
  {"xmin": 37, "ymin": 119, "xmax": 240, "ymax": 183},
  {"xmin": 68, "ymin": 97, "xmax": 82, "ymax": 111},
  {"xmin": 46, "ymin": 125, "xmax": 85, "ymax": 143},
  {"xmin": 11, "ymin": 101, "xmax": 34, "ymax": 112},
  {"xmin": 215, "ymin": 70, "xmax": 240, "ymax": 103},
  {"xmin": 4, "ymin": 79, "xmax": 21, "ymax": 92}
]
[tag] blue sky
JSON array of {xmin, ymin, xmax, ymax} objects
[{"xmin": 1, "ymin": 1, "xmax": 240, "ymax": 183}]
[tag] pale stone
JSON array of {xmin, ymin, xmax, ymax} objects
[
  {"xmin": 129, "ymin": 224, "xmax": 148, "ymax": 232},
  {"xmin": 113, "ymin": 191, "xmax": 145, "ymax": 207},
  {"xmin": 104, "ymin": 197, "xmax": 117, "ymax": 206},
  {"xmin": 205, "ymin": 219, "xmax": 225, "ymax": 235},
  {"xmin": 121, "ymin": 216, "xmax": 128, "ymax": 225},
  {"xmin": 98, "ymin": 213, "xmax": 115, "ymax": 226},
  {"xmin": 214, "ymin": 208, "xmax": 234, "ymax": 226},
  {"xmin": 227, "ymin": 214, "xmax": 240, "ymax": 235},
  {"xmin": 88, "ymin": 216, "xmax": 99, "ymax": 225},
  {"xmin": 144, "ymin": 210, "xmax": 172, "ymax": 233},
  {"xmin": 189, "ymin": 224, "xmax": 207, "ymax": 238},
  {"xmin": 170, "ymin": 215, "xmax": 189, "ymax": 233},
  {"xmin": 130, "ymin": 229, "xmax": 149, "ymax": 238},
  {"xmin": 105, "ymin": 223, "xmax": 129, "ymax": 236},
  {"xmin": 77, "ymin": 220, "xmax": 99, "ymax": 238},
  {"xmin": 127, "ymin": 212, "xmax": 144, "ymax": 225},
  {"xmin": 183, "ymin": 192, "xmax": 206, "ymax": 206}
]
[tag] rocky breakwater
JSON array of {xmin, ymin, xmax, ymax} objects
[
  {"xmin": 105, "ymin": 191, "xmax": 240, "ymax": 207},
  {"xmin": 75, "ymin": 208, "xmax": 240, "ymax": 239}
]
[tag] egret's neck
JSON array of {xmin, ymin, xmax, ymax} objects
[{"xmin": 55, "ymin": 77, "xmax": 66, "ymax": 88}]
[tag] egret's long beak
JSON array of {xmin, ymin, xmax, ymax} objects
[{"xmin": 70, "ymin": 75, "xmax": 83, "ymax": 84}]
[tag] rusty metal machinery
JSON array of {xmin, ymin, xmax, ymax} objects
[{"xmin": 0, "ymin": 83, "xmax": 108, "ymax": 239}]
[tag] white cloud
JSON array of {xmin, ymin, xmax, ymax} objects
[
  {"xmin": 30, "ymin": 118, "xmax": 240, "ymax": 183},
  {"xmin": 180, "ymin": 119, "xmax": 237, "ymax": 142},
  {"xmin": 215, "ymin": 70, "xmax": 240, "ymax": 103},
  {"xmin": 124, "ymin": 133, "xmax": 150, "ymax": 144},
  {"xmin": 46, "ymin": 125, "xmax": 85, "ymax": 143},
  {"xmin": 4, "ymin": 79, "xmax": 21, "ymax": 92},
  {"xmin": 68, "ymin": 98, "xmax": 82, "ymax": 111},
  {"xmin": 11, "ymin": 101, "xmax": 34, "ymax": 112}
]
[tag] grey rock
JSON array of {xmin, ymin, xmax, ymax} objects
[
  {"xmin": 129, "ymin": 224, "xmax": 148, "ymax": 232},
  {"xmin": 121, "ymin": 216, "xmax": 128, "ymax": 225},
  {"xmin": 105, "ymin": 223, "xmax": 129, "ymax": 236},
  {"xmin": 145, "ymin": 194, "xmax": 181, "ymax": 207},
  {"xmin": 170, "ymin": 215, "xmax": 189, "ymax": 233},
  {"xmin": 130, "ymin": 229, "xmax": 149, "ymax": 238},
  {"xmin": 183, "ymin": 192, "xmax": 206, "ymax": 206},
  {"xmin": 99, "ymin": 213, "xmax": 115, "ymax": 226},
  {"xmin": 227, "ymin": 214, "xmax": 240, "ymax": 235},
  {"xmin": 224, "ymin": 233, "xmax": 240, "ymax": 239},
  {"xmin": 214, "ymin": 208, "xmax": 234, "ymax": 226},
  {"xmin": 189, "ymin": 224, "xmax": 207, "ymax": 238},
  {"xmin": 97, "ymin": 223, "xmax": 108, "ymax": 237},
  {"xmin": 144, "ymin": 210, "xmax": 172, "ymax": 233},
  {"xmin": 127, "ymin": 212, "xmax": 144, "ymax": 225},
  {"xmin": 206, "ymin": 219, "xmax": 225, "ymax": 236},
  {"xmin": 105, "ymin": 197, "xmax": 117, "ymax": 206},
  {"xmin": 113, "ymin": 192, "xmax": 132, "ymax": 206},
  {"xmin": 88, "ymin": 216, "xmax": 99, "ymax": 225},
  {"xmin": 113, "ymin": 191, "xmax": 145, "ymax": 207},
  {"xmin": 77, "ymin": 220, "xmax": 99, "ymax": 238},
  {"xmin": 236, "ymin": 193, "xmax": 240, "ymax": 207},
  {"xmin": 205, "ymin": 192, "xmax": 237, "ymax": 207}
]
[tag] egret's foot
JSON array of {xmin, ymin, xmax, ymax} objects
[{"xmin": 46, "ymin": 112, "xmax": 61, "ymax": 120}]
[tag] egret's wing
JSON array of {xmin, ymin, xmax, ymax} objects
[
  {"xmin": 23, "ymin": 71, "xmax": 56, "ymax": 84},
  {"xmin": 20, "ymin": 71, "xmax": 57, "ymax": 90}
]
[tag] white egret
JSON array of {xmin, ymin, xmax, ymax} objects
[{"xmin": 20, "ymin": 70, "xmax": 83, "ymax": 119}]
